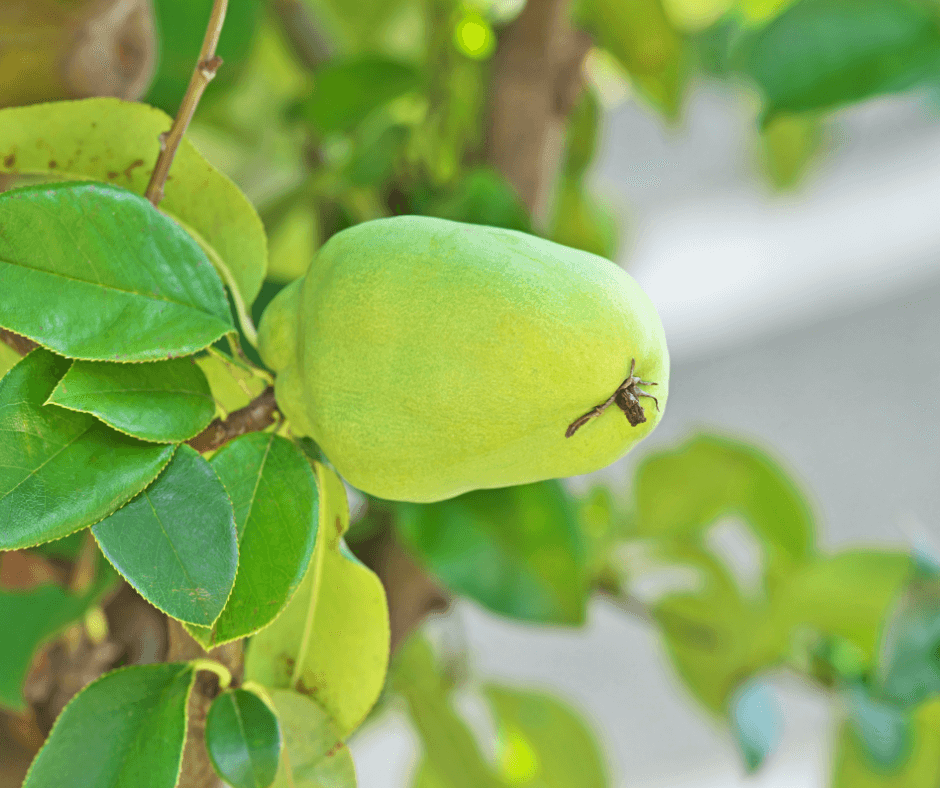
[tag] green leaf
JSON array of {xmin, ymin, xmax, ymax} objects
[
  {"xmin": 22, "ymin": 662, "xmax": 196, "ymax": 788},
  {"xmin": 414, "ymin": 168, "xmax": 532, "ymax": 234},
  {"xmin": 394, "ymin": 480, "xmax": 588, "ymax": 625},
  {"xmin": 772, "ymin": 550, "xmax": 912, "ymax": 666},
  {"xmin": 302, "ymin": 56, "xmax": 421, "ymax": 134},
  {"xmin": 634, "ymin": 434, "xmax": 816, "ymax": 581},
  {"xmin": 577, "ymin": 0, "xmax": 688, "ymax": 119},
  {"xmin": 47, "ymin": 358, "xmax": 215, "ymax": 443},
  {"xmin": 146, "ymin": 0, "xmax": 263, "ymax": 114},
  {"xmin": 244, "ymin": 462, "xmax": 389, "ymax": 737},
  {"xmin": 0, "ymin": 98, "xmax": 268, "ymax": 306},
  {"xmin": 736, "ymin": 0, "xmax": 940, "ymax": 118},
  {"xmin": 562, "ymin": 90, "xmax": 602, "ymax": 180},
  {"xmin": 759, "ymin": 113, "xmax": 825, "ymax": 190},
  {"xmin": 92, "ymin": 444, "xmax": 238, "ymax": 626},
  {"xmin": 189, "ymin": 434, "xmax": 319, "ymax": 647},
  {"xmin": 345, "ymin": 123, "xmax": 410, "ymax": 187},
  {"xmin": 0, "ymin": 182, "xmax": 233, "ymax": 361},
  {"xmin": 196, "ymin": 352, "xmax": 268, "ymax": 416},
  {"xmin": 267, "ymin": 689, "xmax": 357, "ymax": 788},
  {"xmin": 729, "ymin": 678, "xmax": 782, "ymax": 772},
  {"xmin": 549, "ymin": 178, "xmax": 619, "ymax": 261},
  {"xmin": 484, "ymin": 684, "xmax": 609, "ymax": 788},
  {"xmin": 0, "ymin": 562, "xmax": 116, "ymax": 710},
  {"xmin": 0, "ymin": 341, "xmax": 18, "ymax": 380},
  {"xmin": 877, "ymin": 567, "xmax": 940, "ymax": 708},
  {"xmin": 847, "ymin": 685, "xmax": 911, "ymax": 768},
  {"xmin": 0, "ymin": 349, "xmax": 175, "ymax": 550},
  {"xmin": 832, "ymin": 698, "xmax": 940, "ymax": 787},
  {"xmin": 393, "ymin": 638, "xmax": 501, "ymax": 788},
  {"xmin": 651, "ymin": 542, "xmax": 773, "ymax": 713},
  {"xmin": 206, "ymin": 689, "xmax": 282, "ymax": 788}
]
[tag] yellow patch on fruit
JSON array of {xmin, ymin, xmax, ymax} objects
[{"xmin": 258, "ymin": 216, "xmax": 669, "ymax": 502}]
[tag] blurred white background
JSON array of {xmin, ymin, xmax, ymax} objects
[{"xmin": 350, "ymin": 82, "xmax": 940, "ymax": 787}]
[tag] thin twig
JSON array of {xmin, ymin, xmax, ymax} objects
[
  {"xmin": 144, "ymin": 0, "xmax": 228, "ymax": 206},
  {"xmin": 186, "ymin": 387, "xmax": 278, "ymax": 454}
]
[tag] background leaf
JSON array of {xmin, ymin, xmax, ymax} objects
[
  {"xmin": 484, "ymin": 684, "xmax": 609, "ymax": 788},
  {"xmin": 146, "ymin": 0, "xmax": 263, "ymax": 114},
  {"xmin": 0, "ymin": 98, "xmax": 268, "ymax": 306},
  {"xmin": 22, "ymin": 663, "xmax": 196, "ymax": 788},
  {"xmin": 737, "ymin": 0, "xmax": 940, "ymax": 118},
  {"xmin": 393, "ymin": 481, "xmax": 588, "ymax": 625},
  {"xmin": 847, "ymin": 684, "xmax": 911, "ymax": 768},
  {"xmin": 0, "ymin": 561, "xmax": 116, "ymax": 709},
  {"xmin": 192, "ymin": 434, "xmax": 319, "ymax": 646},
  {"xmin": 832, "ymin": 698, "xmax": 940, "ymax": 787},
  {"xmin": 47, "ymin": 358, "xmax": 215, "ymax": 443},
  {"xmin": 0, "ymin": 349, "xmax": 175, "ymax": 550},
  {"xmin": 0, "ymin": 182, "xmax": 233, "ymax": 361},
  {"xmin": 729, "ymin": 677, "xmax": 782, "ymax": 772},
  {"xmin": 302, "ymin": 56, "xmax": 421, "ymax": 134},
  {"xmin": 634, "ymin": 434, "xmax": 816, "ymax": 583},
  {"xmin": 92, "ymin": 445, "xmax": 238, "ymax": 626},
  {"xmin": 267, "ymin": 689, "xmax": 357, "ymax": 788},
  {"xmin": 244, "ymin": 462, "xmax": 389, "ymax": 737},
  {"xmin": 206, "ymin": 688, "xmax": 282, "ymax": 788},
  {"xmin": 394, "ymin": 638, "xmax": 501, "ymax": 788}
]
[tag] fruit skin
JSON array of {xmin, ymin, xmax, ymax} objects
[{"xmin": 258, "ymin": 215, "xmax": 669, "ymax": 503}]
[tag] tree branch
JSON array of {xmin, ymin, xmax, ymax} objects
[
  {"xmin": 144, "ymin": 0, "xmax": 228, "ymax": 206},
  {"xmin": 186, "ymin": 387, "xmax": 278, "ymax": 454},
  {"xmin": 270, "ymin": 0, "xmax": 335, "ymax": 70},
  {"xmin": 486, "ymin": 0, "xmax": 590, "ymax": 223},
  {"xmin": 0, "ymin": 328, "xmax": 37, "ymax": 356}
]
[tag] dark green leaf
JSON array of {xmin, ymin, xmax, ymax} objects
[
  {"xmin": 267, "ymin": 689, "xmax": 357, "ymax": 788},
  {"xmin": 47, "ymin": 358, "xmax": 215, "ymax": 443},
  {"xmin": 394, "ymin": 480, "xmax": 588, "ymax": 625},
  {"xmin": 0, "ymin": 349, "xmax": 176, "ymax": 550},
  {"xmin": 634, "ymin": 434, "xmax": 815, "ymax": 581},
  {"xmin": 847, "ymin": 685, "xmax": 911, "ymax": 768},
  {"xmin": 190, "ymin": 434, "xmax": 319, "ymax": 646},
  {"xmin": 729, "ymin": 678, "xmax": 782, "ymax": 772},
  {"xmin": 303, "ymin": 57, "xmax": 421, "ymax": 134},
  {"xmin": 563, "ymin": 90, "xmax": 601, "ymax": 179},
  {"xmin": 22, "ymin": 663, "xmax": 195, "ymax": 788},
  {"xmin": 0, "ymin": 99, "xmax": 269, "ymax": 306},
  {"xmin": 346, "ymin": 123, "xmax": 410, "ymax": 186},
  {"xmin": 0, "ymin": 182, "xmax": 233, "ymax": 361},
  {"xmin": 484, "ymin": 684, "xmax": 608, "ymax": 788},
  {"xmin": 206, "ymin": 689, "xmax": 281, "ymax": 788},
  {"xmin": 146, "ymin": 0, "xmax": 263, "ymax": 114},
  {"xmin": 737, "ymin": 0, "xmax": 940, "ymax": 118},
  {"xmin": 92, "ymin": 445, "xmax": 238, "ymax": 626},
  {"xmin": 244, "ymin": 463, "xmax": 389, "ymax": 737},
  {"xmin": 414, "ymin": 169, "xmax": 532, "ymax": 233},
  {"xmin": 0, "ymin": 563, "xmax": 116, "ymax": 710}
]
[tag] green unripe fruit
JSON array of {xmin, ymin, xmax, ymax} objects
[{"xmin": 258, "ymin": 216, "xmax": 669, "ymax": 503}]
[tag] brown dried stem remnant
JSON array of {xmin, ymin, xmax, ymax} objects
[
  {"xmin": 186, "ymin": 387, "xmax": 279, "ymax": 454},
  {"xmin": 144, "ymin": 0, "xmax": 228, "ymax": 206},
  {"xmin": 565, "ymin": 358, "xmax": 659, "ymax": 437}
]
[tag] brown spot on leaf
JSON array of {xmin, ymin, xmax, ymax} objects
[
  {"xmin": 107, "ymin": 171, "xmax": 119, "ymax": 180},
  {"xmin": 326, "ymin": 741, "xmax": 346, "ymax": 757},
  {"xmin": 296, "ymin": 678, "xmax": 319, "ymax": 696},
  {"xmin": 335, "ymin": 516, "xmax": 343, "ymax": 535},
  {"xmin": 48, "ymin": 160, "xmax": 57, "ymax": 169},
  {"xmin": 123, "ymin": 158, "xmax": 144, "ymax": 180},
  {"xmin": 3, "ymin": 153, "xmax": 15, "ymax": 168}
]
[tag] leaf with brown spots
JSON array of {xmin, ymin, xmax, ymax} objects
[
  {"xmin": 0, "ymin": 98, "xmax": 267, "ymax": 306},
  {"xmin": 244, "ymin": 462, "xmax": 389, "ymax": 739}
]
